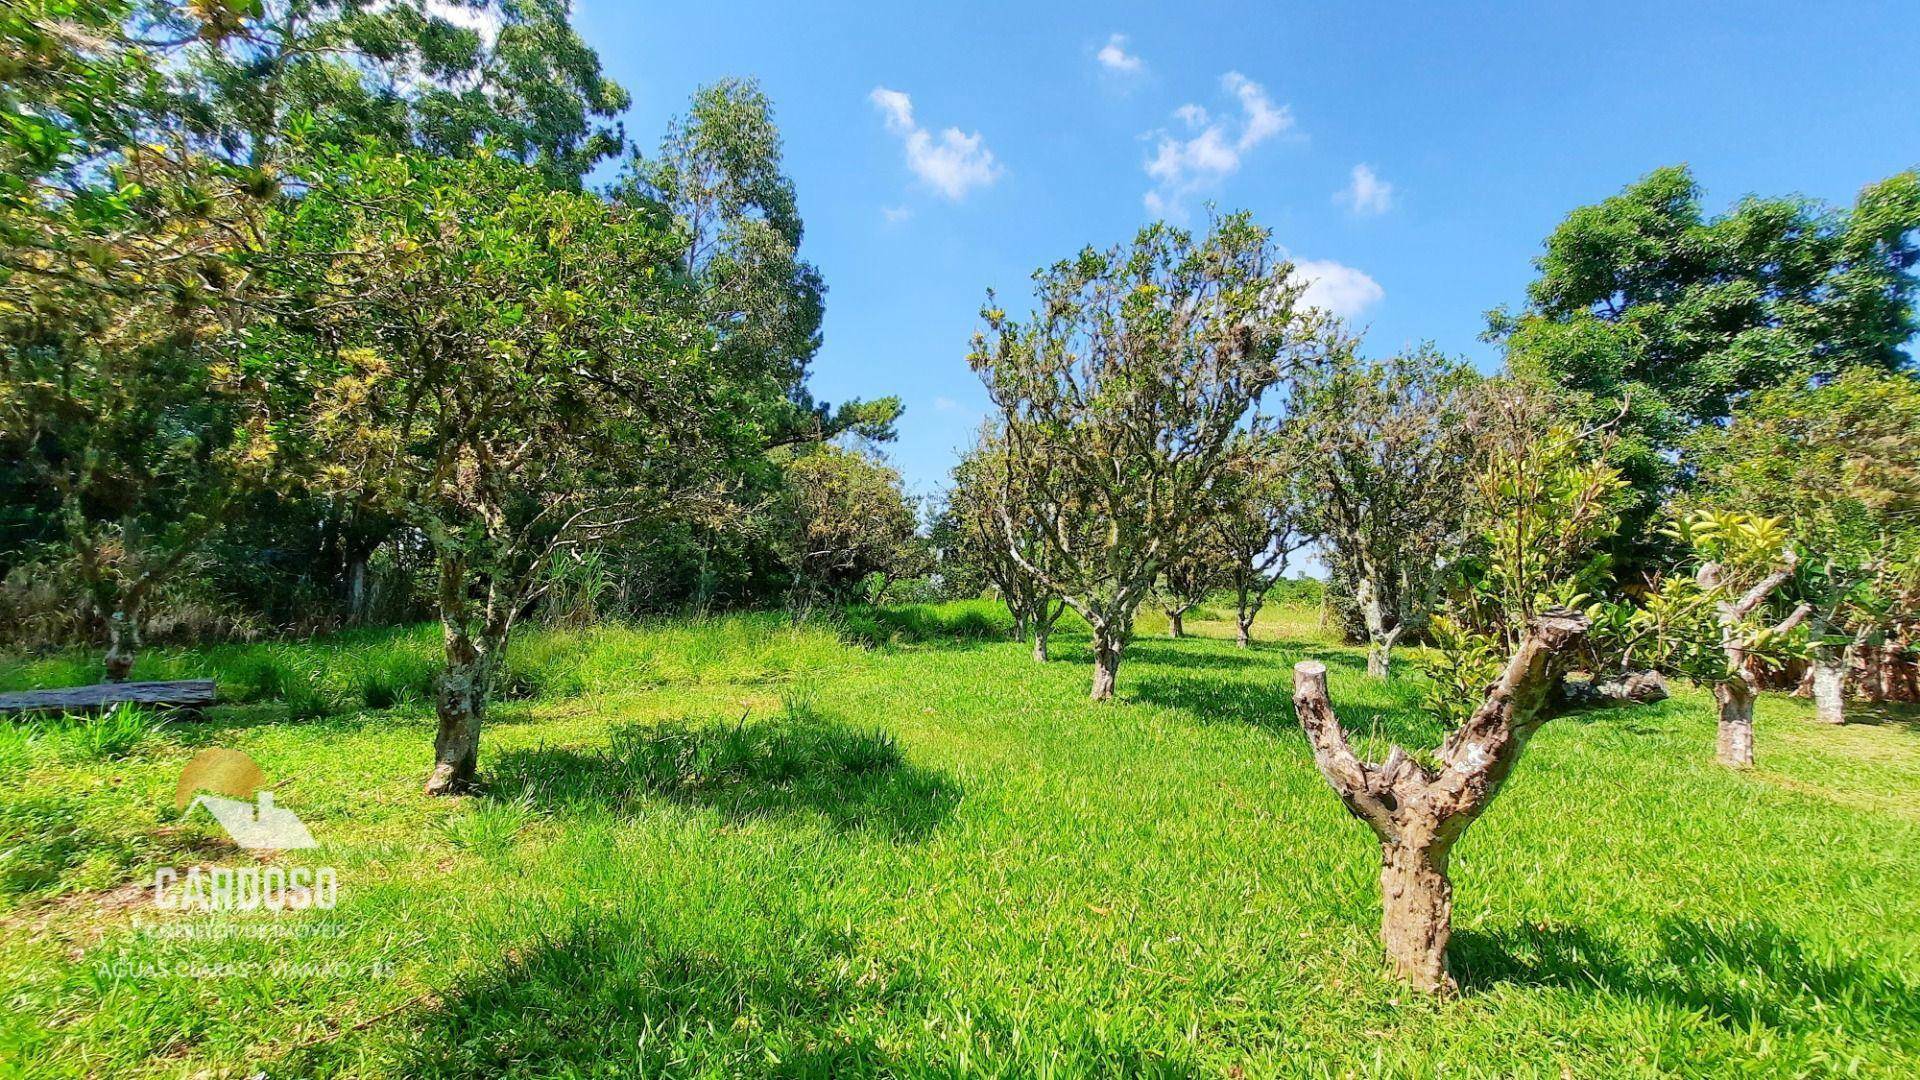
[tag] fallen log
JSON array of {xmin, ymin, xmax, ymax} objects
[{"xmin": 0, "ymin": 679, "xmax": 217, "ymax": 718}]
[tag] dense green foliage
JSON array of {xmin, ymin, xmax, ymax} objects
[{"xmin": 1490, "ymin": 164, "xmax": 1920, "ymax": 557}]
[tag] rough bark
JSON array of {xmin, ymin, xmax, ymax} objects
[
  {"xmin": 1379, "ymin": 840, "xmax": 1453, "ymax": 995},
  {"xmin": 103, "ymin": 609, "xmax": 140, "ymax": 683},
  {"xmin": 1714, "ymin": 680, "xmax": 1757, "ymax": 768},
  {"xmin": 1810, "ymin": 647, "xmax": 1849, "ymax": 726},
  {"xmin": 1357, "ymin": 577, "xmax": 1403, "ymax": 679},
  {"xmin": 1166, "ymin": 610, "xmax": 1185, "ymax": 639},
  {"xmin": 1700, "ymin": 553, "xmax": 1806, "ymax": 770},
  {"xmin": 1291, "ymin": 609, "xmax": 1590, "ymax": 995},
  {"xmin": 1236, "ymin": 613, "xmax": 1253, "ymax": 649},
  {"xmin": 1032, "ymin": 623, "xmax": 1050, "ymax": 663},
  {"xmin": 426, "ymin": 628, "xmax": 491, "ymax": 796},
  {"xmin": 1090, "ymin": 629, "xmax": 1123, "ymax": 701}
]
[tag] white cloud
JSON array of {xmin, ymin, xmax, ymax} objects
[
  {"xmin": 1336, "ymin": 164, "xmax": 1393, "ymax": 216},
  {"xmin": 933, "ymin": 396, "xmax": 961, "ymax": 413},
  {"xmin": 1292, "ymin": 258, "xmax": 1384, "ymax": 319},
  {"xmin": 869, "ymin": 86, "xmax": 1003, "ymax": 201},
  {"xmin": 1142, "ymin": 71, "xmax": 1294, "ymax": 217},
  {"xmin": 1097, "ymin": 33, "xmax": 1144, "ymax": 75},
  {"xmin": 882, "ymin": 205, "xmax": 913, "ymax": 223}
]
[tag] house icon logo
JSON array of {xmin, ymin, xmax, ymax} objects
[{"xmin": 176, "ymin": 749, "xmax": 318, "ymax": 851}]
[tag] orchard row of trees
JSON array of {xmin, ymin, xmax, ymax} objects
[
  {"xmin": 0, "ymin": 1, "xmax": 921, "ymax": 790},
  {"xmin": 940, "ymin": 173, "xmax": 1920, "ymax": 994}
]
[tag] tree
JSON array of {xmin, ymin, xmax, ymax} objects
[
  {"xmin": 617, "ymin": 79, "xmax": 899, "ymax": 449},
  {"xmin": 1600, "ymin": 511, "xmax": 1810, "ymax": 768},
  {"xmin": 1290, "ymin": 346, "xmax": 1478, "ymax": 678},
  {"xmin": 1420, "ymin": 382, "xmax": 1628, "ymax": 724},
  {"xmin": 1155, "ymin": 529, "xmax": 1232, "ymax": 639},
  {"xmin": 1215, "ymin": 434, "xmax": 1307, "ymax": 648},
  {"xmin": 1491, "ymin": 165, "xmax": 1920, "ymax": 562},
  {"xmin": 947, "ymin": 428, "xmax": 1065, "ymax": 661},
  {"xmin": 1689, "ymin": 370, "xmax": 1920, "ymax": 723},
  {"xmin": 274, "ymin": 151, "xmax": 737, "ymax": 794},
  {"xmin": 970, "ymin": 214, "xmax": 1343, "ymax": 700},
  {"xmin": 781, "ymin": 445, "xmax": 919, "ymax": 607},
  {"xmin": 1, "ymin": 3, "xmax": 282, "ymax": 679},
  {"xmin": 1293, "ymin": 609, "xmax": 1592, "ymax": 995},
  {"xmin": 158, "ymin": 0, "xmax": 629, "ymax": 186}
]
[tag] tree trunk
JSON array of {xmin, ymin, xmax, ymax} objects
[
  {"xmin": 1366, "ymin": 636, "xmax": 1392, "ymax": 679},
  {"xmin": 1167, "ymin": 610, "xmax": 1184, "ymax": 639},
  {"xmin": 1291, "ymin": 610, "xmax": 1590, "ymax": 998},
  {"xmin": 103, "ymin": 608, "xmax": 140, "ymax": 683},
  {"xmin": 1090, "ymin": 630, "xmax": 1122, "ymax": 701},
  {"xmin": 1714, "ymin": 679, "xmax": 1756, "ymax": 768},
  {"xmin": 1357, "ymin": 578, "xmax": 1400, "ymax": 679},
  {"xmin": 1236, "ymin": 614, "xmax": 1253, "ymax": 648},
  {"xmin": 1811, "ymin": 647, "xmax": 1848, "ymax": 725},
  {"xmin": 1379, "ymin": 839, "xmax": 1456, "ymax": 995},
  {"xmin": 345, "ymin": 557, "xmax": 371, "ymax": 624},
  {"xmin": 1032, "ymin": 622, "xmax": 1050, "ymax": 663},
  {"xmin": 427, "ymin": 634, "xmax": 490, "ymax": 796}
]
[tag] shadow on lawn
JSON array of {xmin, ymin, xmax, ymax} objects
[
  {"xmin": 487, "ymin": 712, "xmax": 961, "ymax": 840},
  {"xmin": 1453, "ymin": 918, "xmax": 1920, "ymax": 1039},
  {"xmin": 324, "ymin": 914, "xmax": 909, "ymax": 1077},
  {"xmin": 1845, "ymin": 700, "xmax": 1920, "ymax": 734}
]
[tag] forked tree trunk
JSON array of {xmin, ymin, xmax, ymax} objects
[
  {"xmin": 1167, "ymin": 610, "xmax": 1185, "ymax": 639},
  {"xmin": 1292, "ymin": 609, "xmax": 1590, "ymax": 996},
  {"xmin": 1810, "ymin": 646, "xmax": 1849, "ymax": 725},
  {"xmin": 103, "ymin": 608, "xmax": 141, "ymax": 683},
  {"xmin": 1090, "ymin": 630, "xmax": 1123, "ymax": 701},
  {"xmin": 1714, "ymin": 679, "xmax": 1757, "ymax": 768},
  {"xmin": 1236, "ymin": 614, "xmax": 1253, "ymax": 648}
]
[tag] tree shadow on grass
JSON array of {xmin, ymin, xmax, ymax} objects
[
  {"xmin": 486, "ymin": 712, "xmax": 961, "ymax": 841},
  {"xmin": 1132, "ymin": 669, "xmax": 1444, "ymax": 748},
  {"xmin": 1120, "ymin": 641, "xmax": 1267, "ymax": 672},
  {"xmin": 303, "ymin": 913, "xmax": 914, "ymax": 1078},
  {"xmin": 1844, "ymin": 700, "xmax": 1920, "ymax": 734},
  {"xmin": 1453, "ymin": 918, "xmax": 1920, "ymax": 1041}
]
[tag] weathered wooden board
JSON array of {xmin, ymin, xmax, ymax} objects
[{"xmin": 0, "ymin": 679, "xmax": 217, "ymax": 717}]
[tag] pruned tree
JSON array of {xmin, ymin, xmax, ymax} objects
[
  {"xmin": 1292, "ymin": 609, "xmax": 1592, "ymax": 995},
  {"xmin": 1215, "ymin": 434, "xmax": 1308, "ymax": 648},
  {"xmin": 275, "ymin": 151, "xmax": 737, "ymax": 794},
  {"xmin": 1290, "ymin": 346, "xmax": 1478, "ymax": 678},
  {"xmin": 1690, "ymin": 370, "xmax": 1920, "ymax": 724},
  {"xmin": 948, "ymin": 427, "xmax": 1064, "ymax": 660},
  {"xmin": 1601, "ymin": 511, "xmax": 1810, "ymax": 768},
  {"xmin": 969, "ymin": 214, "xmax": 1344, "ymax": 699}
]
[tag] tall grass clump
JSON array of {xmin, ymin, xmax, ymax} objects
[{"xmin": 60, "ymin": 703, "xmax": 169, "ymax": 761}]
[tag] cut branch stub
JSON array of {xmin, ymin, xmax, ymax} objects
[{"xmin": 1291, "ymin": 608, "xmax": 1592, "ymax": 995}]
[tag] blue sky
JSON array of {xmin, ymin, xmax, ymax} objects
[{"xmin": 578, "ymin": 1, "xmax": 1920, "ymax": 500}]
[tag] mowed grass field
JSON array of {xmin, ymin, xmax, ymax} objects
[{"xmin": 1, "ymin": 600, "xmax": 1917, "ymax": 1078}]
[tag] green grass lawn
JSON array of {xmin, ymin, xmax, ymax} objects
[{"xmin": 2, "ymin": 601, "xmax": 1917, "ymax": 1078}]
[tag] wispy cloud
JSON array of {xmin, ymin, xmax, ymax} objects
[
  {"xmin": 870, "ymin": 87, "xmax": 1003, "ymax": 201},
  {"xmin": 1143, "ymin": 72, "xmax": 1294, "ymax": 217},
  {"xmin": 1292, "ymin": 258, "xmax": 1384, "ymax": 319},
  {"xmin": 882, "ymin": 205, "xmax": 913, "ymax": 223},
  {"xmin": 1335, "ymin": 164, "xmax": 1393, "ymax": 216},
  {"xmin": 1096, "ymin": 33, "xmax": 1144, "ymax": 75},
  {"xmin": 933, "ymin": 396, "xmax": 962, "ymax": 413}
]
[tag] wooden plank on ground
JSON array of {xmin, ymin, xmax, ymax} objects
[{"xmin": 0, "ymin": 679, "xmax": 218, "ymax": 718}]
